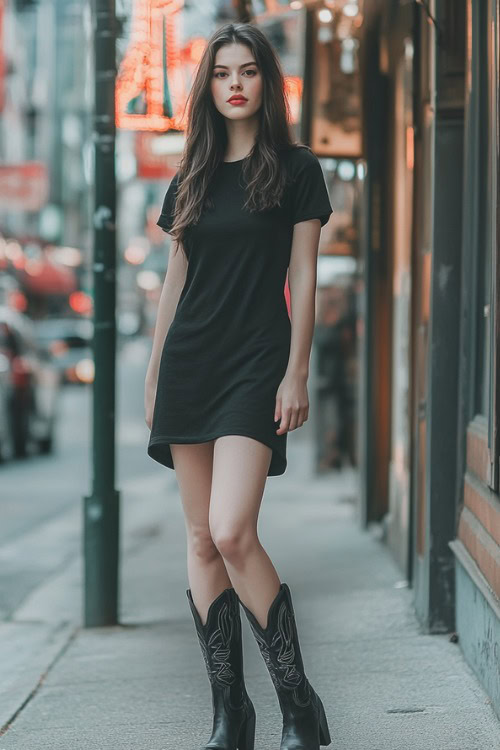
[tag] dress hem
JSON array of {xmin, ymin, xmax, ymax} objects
[{"xmin": 148, "ymin": 431, "xmax": 286, "ymax": 477}]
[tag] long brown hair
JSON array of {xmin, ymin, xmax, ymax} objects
[{"xmin": 169, "ymin": 22, "xmax": 298, "ymax": 252}]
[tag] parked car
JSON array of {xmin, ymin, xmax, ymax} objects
[
  {"xmin": 0, "ymin": 306, "xmax": 62, "ymax": 459},
  {"xmin": 0, "ymin": 345, "xmax": 14, "ymax": 462},
  {"xmin": 34, "ymin": 316, "xmax": 94, "ymax": 386}
]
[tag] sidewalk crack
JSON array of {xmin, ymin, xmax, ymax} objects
[{"xmin": 0, "ymin": 625, "xmax": 79, "ymax": 737}]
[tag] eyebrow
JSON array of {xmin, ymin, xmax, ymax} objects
[{"xmin": 213, "ymin": 62, "xmax": 257, "ymax": 69}]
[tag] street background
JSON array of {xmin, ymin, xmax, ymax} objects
[{"xmin": 1, "ymin": 0, "xmax": 500, "ymax": 745}]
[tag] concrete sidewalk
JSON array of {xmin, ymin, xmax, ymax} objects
[{"xmin": 1, "ymin": 437, "xmax": 498, "ymax": 750}]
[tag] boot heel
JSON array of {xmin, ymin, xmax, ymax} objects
[
  {"xmin": 317, "ymin": 696, "xmax": 331, "ymax": 746},
  {"xmin": 238, "ymin": 706, "xmax": 256, "ymax": 750}
]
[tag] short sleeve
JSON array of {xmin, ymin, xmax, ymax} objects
[
  {"xmin": 291, "ymin": 150, "xmax": 333, "ymax": 228},
  {"xmin": 156, "ymin": 172, "xmax": 179, "ymax": 234}
]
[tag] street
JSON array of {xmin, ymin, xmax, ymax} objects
[{"xmin": 0, "ymin": 336, "xmax": 162, "ymax": 619}]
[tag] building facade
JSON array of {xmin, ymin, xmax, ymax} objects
[{"xmin": 357, "ymin": 0, "xmax": 499, "ymax": 715}]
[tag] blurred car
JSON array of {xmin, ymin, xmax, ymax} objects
[
  {"xmin": 0, "ymin": 345, "xmax": 15, "ymax": 462},
  {"xmin": 34, "ymin": 316, "xmax": 94, "ymax": 386},
  {"xmin": 0, "ymin": 306, "xmax": 62, "ymax": 459}
]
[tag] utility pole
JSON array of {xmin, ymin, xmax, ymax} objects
[{"xmin": 83, "ymin": 0, "xmax": 120, "ymax": 627}]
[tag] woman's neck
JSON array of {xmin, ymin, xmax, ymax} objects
[{"xmin": 224, "ymin": 117, "xmax": 258, "ymax": 162}]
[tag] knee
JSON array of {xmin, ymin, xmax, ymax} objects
[
  {"xmin": 211, "ymin": 526, "xmax": 258, "ymax": 565},
  {"xmin": 187, "ymin": 527, "xmax": 220, "ymax": 564}
]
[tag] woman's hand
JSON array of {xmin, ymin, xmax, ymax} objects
[
  {"xmin": 144, "ymin": 373, "xmax": 158, "ymax": 430},
  {"xmin": 274, "ymin": 372, "xmax": 309, "ymax": 435}
]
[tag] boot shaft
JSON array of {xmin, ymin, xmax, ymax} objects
[
  {"xmin": 187, "ymin": 587, "xmax": 246, "ymax": 706},
  {"xmin": 239, "ymin": 583, "xmax": 332, "ymax": 748},
  {"xmin": 186, "ymin": 587, "xmax": 257, "ymax": 749},
  {"xmin": 240, "ymin": 583, "xmax": 307, "ymax": 691}
]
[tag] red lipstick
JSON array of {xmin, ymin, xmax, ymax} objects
[{"xmin": 227, "ymin": 95, "xmax": 248, "ymax": 105}]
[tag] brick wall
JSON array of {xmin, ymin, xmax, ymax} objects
[{"xmin": 457, "ymin": 421, "xmax": 500, "ymax": 600}]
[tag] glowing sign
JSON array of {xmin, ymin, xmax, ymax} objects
[
  {"xmin": 116, "ymin": 0, "xmax": 187, "ymax": 132},
  {"xmin": 284, "ymin": 76, "xmax": 303, "ymax": 124}
]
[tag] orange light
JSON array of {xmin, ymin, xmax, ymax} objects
[
  {"xmin": 75, "ymin": 358, "xmax": 95, "ymax": 383},
  {"xmin": 8, "ymin": 290, "xmax": 28, "ymax": 312},
  {"xmin": 69, "ymin": 291, "xmax": 93, "ymax": 315},
  {"xmin": 284, "ymin": 76, "xmax": 303, "ymax": 124},
  {"xmin": 406, "ymin": 126, "xmax": 414, "ymax": 170},
  {"xmin": 188, "ymin": 37, "xmax": 207, "ymax": 65}
]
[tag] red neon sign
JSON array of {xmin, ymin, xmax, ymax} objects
[{"xmin": 116, "ymin": 0, "xmax": 187, "ymax": 132}]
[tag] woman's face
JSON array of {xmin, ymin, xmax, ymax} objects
[{"xmin": 210, "ymin": 42, "xmax": 262, "ymax": 121}]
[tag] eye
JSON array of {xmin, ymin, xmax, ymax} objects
[{"xmin": 213, "ymin": 69, "xmax": 258, "ymax": 78}]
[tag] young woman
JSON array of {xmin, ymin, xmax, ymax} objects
[{"xmin": 145, "ymin": 21, "xmax": 333, "ymax": 750}]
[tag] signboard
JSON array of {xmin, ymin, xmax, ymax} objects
[
  {"xmin": 116, "ymin": 0, "xmax": 187, "ymax": 132},
  {"xmin": 136, "ymin": 131, "xmax": 181, "ymax": 179},
  {"xmin": 0, "ymin": 162, "xmax": 49, "ymax": 210}
]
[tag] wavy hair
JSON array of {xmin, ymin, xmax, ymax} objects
[{"xmin": 169, "ymin": 22, "xmax": 299, "ymax": 252}]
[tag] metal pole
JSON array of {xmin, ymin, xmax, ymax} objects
[{"xmin": 83, "ymin": 0, "xmax": 120, "ymax": 627}]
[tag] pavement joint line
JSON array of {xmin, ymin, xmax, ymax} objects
[{"xmin": 0, "ymin": 625, "xmax": 79, "ymax": 738}]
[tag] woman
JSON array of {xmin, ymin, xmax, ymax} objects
[{"xmin": 145, "ymin": 21, "xmax": 333, "ymax": 750}]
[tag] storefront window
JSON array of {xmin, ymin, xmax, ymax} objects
[{"xmin": 309, "ymin": 4, "xmax": 363, "ymax": 158}]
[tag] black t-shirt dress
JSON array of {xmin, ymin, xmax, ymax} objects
[{"xmin": 147, "ymin": 145, "xmax": 333, "ymax": 476}]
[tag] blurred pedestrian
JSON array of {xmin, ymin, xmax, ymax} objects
[
  {"xmin": 314, "ymin": 284, "xmax": 356, "ymax": 471},
  {"xmin": 144, "ymin": 21, "xmax": 333, "ymax": 750}
]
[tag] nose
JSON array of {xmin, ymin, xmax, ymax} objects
[{"xmin": 230, "ymin": 74, "xmax": 243, "ymax": 89}]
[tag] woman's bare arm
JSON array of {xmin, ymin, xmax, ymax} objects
[
  {"xmin": 286, "ymin": 218, "xmax": 321, "ymax": 378},
  {"xmin": 274, "ymin": 218, "xmax": 321, "ymax": 434}
]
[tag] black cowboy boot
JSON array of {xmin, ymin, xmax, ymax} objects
[
  {"xmin": 187, "ymin": 586, "xmax": 256, "ymax": 750},
  {"xmin": 239, "ymin": 583, "xmax": 331, "ymax": 750}
]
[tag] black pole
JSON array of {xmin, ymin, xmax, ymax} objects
[{"xmin": 83, "ymin": 0, "xmax": 120, "ymax": 627}]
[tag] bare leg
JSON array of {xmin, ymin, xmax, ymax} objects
[
  {"xmin": 209, "ymin": 435, "xmax": 281, "ymax": 630},
  {"xmin": 170, "ymin": 441, "xmax": 232, "ymax": 626}
]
